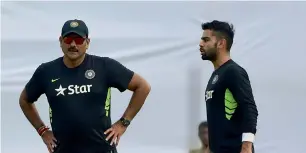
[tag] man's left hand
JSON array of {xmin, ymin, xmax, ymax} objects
[{"xmin": 104, "ymin": 120, "xmax": 127, "ymax": 146}]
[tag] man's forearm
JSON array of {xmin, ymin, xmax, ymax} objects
[
  {"xmin": 122, "ymin": 84, "xmax": 150, "ymax": 121},
  {"xmin": 19, "ymin": 100, "xmax": 45, "ymax": 130}
]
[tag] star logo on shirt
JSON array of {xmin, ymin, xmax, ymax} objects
[{"xmin": 55, "ymin": 85, "xmax": 67, "ymax": 96}]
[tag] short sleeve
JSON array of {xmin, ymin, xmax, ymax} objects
[
  {"xmin": 25, "ymin": 64, "xmax": 45, "ymax": 103},
  {"xmin": 105, "ymin": 57, "xmax": 134, "ymax": 92}
]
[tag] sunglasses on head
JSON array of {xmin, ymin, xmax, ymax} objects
[{"xmin": 63, "ymin": 37, "xmax": 86, "ymax": 45}]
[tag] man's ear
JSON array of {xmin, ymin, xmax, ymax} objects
[
  {"xmin": 59, "ymin": 36, "xmax": 63, "ymax": 47},
  {"xmin": 86, "ymin": 38, "xmax": 90, "ymax": 49},
  {"xmin": 217, "ymin": 39, "xmax": 226, "ymax": 49}
]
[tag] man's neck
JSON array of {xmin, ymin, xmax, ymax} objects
[
  {"xmin": 201, "ymin": 143, "xmax": 210, "ymax": 153},
  {"xmin": 202, "ymin": 144, "xmax": 208, "ymax": 149},
  {"xmin": 212, "ymin": 54, "xmax": 231, "ymax": 70},
  {"xmin": 63, "ymin": 54, "xmax": 86, "ymax": 68}
]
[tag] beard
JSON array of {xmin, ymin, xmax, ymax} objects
[
  {"xmin": 201, "ymin": 43, "xmax": 218, "ymax": 61},
  {"xmin": 201, "ymin": 53, "xmax": 210, "ymax": 60}
]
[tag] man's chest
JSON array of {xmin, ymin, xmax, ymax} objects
[
  {"xmin": 205, "ymin": 73, "xmax": 227, "ymax": 103},
  {"xmin": 43, "ymin": 68, "xmax": 108, "ymax": 100}
]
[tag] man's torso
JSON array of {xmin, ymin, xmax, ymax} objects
[
  {"xmin": 40, "ymin": 54, "xmax": 115, "ymax": 151},
  {"xmin": 205, "ymin": 60, "xmax": 244, "ymax": 153}
]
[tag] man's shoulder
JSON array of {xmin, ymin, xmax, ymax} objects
[
  {"xmin": 223, "ymin": 60, "xmax": 247, "ymax": 74},
  {"xmin": 88, "ymin": 54, "xmax": 125, "ymax": 69},
  {"xmin": 222, "ymin": 60, "xmax": 250, "ymax": 82},
  {"xmin": 87, "ymin": 54, "xmax": 106, "ymax": 60},
  {"xmin": 87, "ymin": 54, "xmax": 114, "ymax": 63},
  {"xmin": 37, "ymin": 57, "xmax": 62, "ymax": 71}
]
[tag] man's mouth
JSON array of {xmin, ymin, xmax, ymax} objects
[
  {"xmin": 68, "ymin": 48, "xmax": 78, "ymax": 52},
  {"xmin": 200, "ymin": 48, "xmax": 206, "ymax": 55}
]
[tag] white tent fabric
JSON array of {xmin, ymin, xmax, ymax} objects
[{"xmin": 1, "ymin": 1, "xmax": 306, "ymax": 153}]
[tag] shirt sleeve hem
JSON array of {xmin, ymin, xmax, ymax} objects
[{"xmin": 242, "ymin": 133, "xmax": 255, "ymax": 142}]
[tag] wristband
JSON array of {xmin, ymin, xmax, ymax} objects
[
  {"xmin": 37, "ymin": 126, "xmax": 50, "ymax": 136},
  {"xmin": 242, "ymin": 133, "xmax": 255, "ymax": 142},
  {"xmin": 40, "ymin": 129, "xmax": 49, "ymax": 137},
  {"xmin": 37, "ymin": 126, "xmax": 46, "ymax": 132}
]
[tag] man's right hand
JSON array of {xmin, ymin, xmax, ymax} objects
[{"xmin": 41, "ymin": 130, "xmax": 57, "ymax": 153}]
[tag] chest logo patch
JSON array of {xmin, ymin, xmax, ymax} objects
[
  {"xmin": 212, "ymin": 75, "xmax": 218, "ymax": 84},
  {"xmin": 85, "ymin": 69, "xmax": 95, "ymax": 79}
]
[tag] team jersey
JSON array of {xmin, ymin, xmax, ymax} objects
[
  {"xmin": 25, "ymin": 54, "xmax": 134, "ymax": 153},
  {"xmin": 205, "ymin": 59, "xmax": 258, "ymax": 153}
]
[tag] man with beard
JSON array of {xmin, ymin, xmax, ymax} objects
[
  {"xmin": 199, "ymin": 20, "xmax": 258, "ymax": 153},
  {"xmin": 19, "ymin": 19, "xmax": 151, "ymax": 153}
]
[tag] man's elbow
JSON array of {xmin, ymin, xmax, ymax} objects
[
  {"xmin": 19, "ymin": 89, "xmax": 32, "ymax": 108},
  {"xmin": 19, "ymin": 97, "xmax": 29, "ymax": 110},
  {"xmin": 246, "ymin": 99, "xmax": 258, "ymax": 114},
  {"xmin": 250, "ymin": 102, "xmax": 259, "ymax": 118},
  {"xmin": 137, "ymin": 76, "xmax": 151, "ymax": 95}
]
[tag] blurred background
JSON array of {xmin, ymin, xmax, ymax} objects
[{"xmin": 1, "ymin": 1, "xmax": 306, "ymax": 153}]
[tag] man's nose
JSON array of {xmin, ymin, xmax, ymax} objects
[
  {"xmin": 199, "ymin": 40, "xmax": 204, "ymax": 47},
  {"xmin": 70, "ymin": 40, "xmax": 77, "ymax": 46},
  {"xmin": 199, "ymin": 43, "xmax": 204, "ymax": 48}
]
